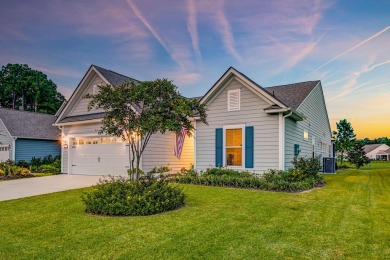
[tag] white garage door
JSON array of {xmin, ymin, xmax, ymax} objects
[
  {"xmin": 0, "ymin": 145, "xmax": 10, "ymax": 162},
  {"xmin": 70, "ymin": 136, "xmax": 130, "ymax": 176}
]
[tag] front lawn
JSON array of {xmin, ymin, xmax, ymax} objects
[{"xmin": 0, "ymin": 168, "xmax": 389, "ymax": 259}]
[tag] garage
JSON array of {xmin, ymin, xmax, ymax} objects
[
  {"xmin": 69, "ymin": 136, "xmax": 130, "ymax": 176},
  {"xmin": 0, "ymin": 145, "xmax": 10, "ymax": 162}
]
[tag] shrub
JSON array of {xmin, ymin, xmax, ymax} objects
[
  {"xmin": 16, "ymin": 160, "xmax": 30, "ymax": 168},
  {"xmin": 40, "ymin": 164, "xmax": 61, "ymax": 174},
  {"xmin": 0, "ymin": 169, "xmax": 4, "ymax": 176},
  {"xmin": 82, "ymin": 177, "xmax": 186, "ymax": 216},
  {"xmin": 292, "ymin": 156, "xmax": 321, "ymax": 179}
]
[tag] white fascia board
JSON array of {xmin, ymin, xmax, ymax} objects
[{"xmin": 53, "ymin": 118, "xmax": 102, "ymax": 127}]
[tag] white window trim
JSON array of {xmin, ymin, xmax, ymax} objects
[
  {"xmin": 227, "ymin": 89, "xmax": 240, "ymax": 111},
  {"xmin": 223, "ymin": 124, "xmax": 245, "ymax": 169}
]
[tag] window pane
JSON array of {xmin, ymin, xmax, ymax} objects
[
  {"xmin": 116, "ymin": 138, "xmax": 122, "ymax": 144},
  {"xmin": 100, "ymin": 137, "xmax": 106, "ymax": 144},
  {"xmin": 72, "ymin": 138, "xmax": 78, "ymax": 145},
  {"xmin": 86, "ymin": 138, "xmax": 92, "ymax": 145},
  {"xmin": 226, "ymin": 148, "xmax": 242, "ymax": 166},
  {"xmin": 78, "ymin": 138, "xmax": 84, "ymax": 145},
  {"xmin": 226, "ymin": 128, "xmax": 242, "ymax": 146},
  {"xmin": 92, "ymin": 138, "xmax": 98, "ymax": 144},
  {"xmin": 107, "ymin": 137, "xmax": 114, "ymax": 144}
]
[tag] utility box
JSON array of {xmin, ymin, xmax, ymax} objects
[{"xmin": 323, "ymin": 157, "xmax": 336, "ymax": 173}]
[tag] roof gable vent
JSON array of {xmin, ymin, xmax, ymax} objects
[{"xmin": 228, "ymin": 89, "xmax": 240, "ymax": 111}]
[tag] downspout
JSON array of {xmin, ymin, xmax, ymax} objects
[
  {"xmin": 279, "ymin": 110, "xmax": 293, "ymax": 170},
  {"xmin": 12, "ymin": 137, "xmax": 17, "ymax": 162}
]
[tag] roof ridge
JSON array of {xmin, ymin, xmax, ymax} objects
[
  {"xmin": 92, "ymin": 64, "xmax": 139, "ymax": 82},
  {"xmin": 0, "ymin": 107, "xmax": 57, "ymax": 117}
]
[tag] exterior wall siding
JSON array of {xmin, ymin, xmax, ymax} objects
[
  {"xmin": 69, "ymin": 75, "xmax": 105, "ymax": 116},
  {"xmin": 284, "ymin": 83, "xmax": 332, "ymax": 169},
  {"xmin": 0, "ymin": 119, "xmax": 13, "ymax": 161},
  {"xmin": 15, "ymin": 138, "xmax": 61, "ymax": 162},
  {"xmin": 196, "ymin": 78, "xmax": 280, "ymax": 173},
  {"xmin": 142, "ymin": 132, "xmax": 194, "ymax": 173}
]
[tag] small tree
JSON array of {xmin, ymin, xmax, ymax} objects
[
  {"xmin": 86, "ymin": 79, "xmax": 207, "ymax": 179},
  {"xmin": 333, "ymin": 119, "xmax": 356, "ymax": 166},
  {"xmin": 347, "ymin": 142, "xmax": 370, "ymax": 169}
]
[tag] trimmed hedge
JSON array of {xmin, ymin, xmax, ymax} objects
[
  {"xmin": 82, "ymin": 177, "xmax": 186, "ymax": 216},
  {"xmin": 170, "ymin": 160, "xmax": 325, "ymax": 192}
]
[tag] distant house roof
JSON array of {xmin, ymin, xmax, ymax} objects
[
  {"xmin": 376, "ymin": 148, "xmax": 390, "ymax": 155},
  {"xmin": 0, "ymin": 108, "xmax": 60, "ymax": 140},
  {"xmin": 364, "ymin": 144, "xmax": 387, "ymax": 154},
  {"xmin": 265, "ymin": 81, "xmax": 320, "ymax": 109},
  {"xmin": 93, "ymin": 65, "xmax": 137, "ymax": 86}
]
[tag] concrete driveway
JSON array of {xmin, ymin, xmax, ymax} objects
[{"xmin": 0, "ymin": 174, "xmax": 102, "ymax": 202}]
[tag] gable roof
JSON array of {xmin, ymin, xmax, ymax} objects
[
  {"xmin": 93, "ymin": 65, "xmax": 137, "ymax": 86},
  {"xmin": 265, "ymin": 81, "xmax": 320, "ymax": 109},
  {"xmin": 0, "ymin": 108, "xmax": 60, "ymax": 140},
  {"xmin": 364, "ymin": 144, "xmax": 389, "ymax": 154}
]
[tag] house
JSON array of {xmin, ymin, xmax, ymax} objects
[
  {"xmin": 364, "ymin": 144, "xmax": 390, "ymax": 160},
  {"xmin": 0, "ymin": 108, "xmax": 61, "ymax": 162},
  {"xmin": 54, "ymin": 65, "xmax": 332, "ymax": 176}
]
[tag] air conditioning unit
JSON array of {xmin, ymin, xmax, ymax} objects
[{"xmin": 323, "ymin": 157, "xmax": 335, "ymax": 173}]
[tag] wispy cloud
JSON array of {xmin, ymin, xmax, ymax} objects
[
  {"xmin": 328, "ymin": 80, "xmax": 373, "ymax": 102},
  {"xmin": 187, "ymin": 0, "xmax": 202, "ymax": 64},
  {"xmin": 126, "ymin": 0, "xmax": 185, "ymax": 69},
  {"xmin": 214, "ymin": 0, "xmax": 242, "ymax": 62},
  {"xmin": 303, "ymin": 25, "xmax": 390, "ymax": 78}
]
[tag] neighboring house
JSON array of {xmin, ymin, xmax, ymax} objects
[
  {"xmin": 364, "ymin": 144, "xmax": 390, "ymax": 160},
  {"xmin": 54, "ymin": 65, "xmax": 332, "ymax": 176},
  {"xmin": 0, "ymin": 108, "xmax": 61, "ymax": 162}
]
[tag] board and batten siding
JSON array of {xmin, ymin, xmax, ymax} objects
[
  {"xmin": 142, "ymin": 132, "xmax": 194, "ymax": 173},
  {"xmin": 196, "ymin": 79, "xmax": 280, "ymax": 173},
  {"xmin": 69, "ymin": 75, "xmax": 105, "ymax": 116},
  {"xmin": 15, "ymin": 138, "xmax": 61, "ymax": 162},
  {"xmin": 284, "ymin": 83, "xmax": 332, "ymax": 169},
  {"xmin": 0, "ymin": 119, "xmax": 13, "ymax": 161}
]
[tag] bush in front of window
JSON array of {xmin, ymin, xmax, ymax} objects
[{"xmin": 82, "ymin": 177, "xmax": 186, "ymax": 216}]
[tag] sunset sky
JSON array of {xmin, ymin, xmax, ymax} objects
[{"xmin": 0, "ymin": 0, "xmax": 389, "ymax": 138}]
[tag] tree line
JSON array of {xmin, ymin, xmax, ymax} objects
[
  {"xmin": 359, "ymin": 137, "xmax": 390, "ymax": 147},
  {"xmin": 0, "ymin": 63, "xmax": 65, "ymax": 115}
]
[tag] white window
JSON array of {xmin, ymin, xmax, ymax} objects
[
  {"xmin": 223, "ymin": 124, "xmax": 245, "ymax": 167},
  {"xmin": 92, "ymin": 138, "xmax": 98, "ymax": 144},
  {"xmin": 100, "ymin": 137, "xmax": 107, "ymax": 144},
  {"xmin": 78, "ymin": 138, "xmax": 84, "ymax": 145},
  {"xmin": 227, "ymin": 89, "xmax": 240, "ymax": 111},
  {"xmin": 304, "ymin": 130, "xmax": 309, "ymax": 140},
  {"xmin": 107, "ymin": 137, "xmax": 114, "ymax": 144}
]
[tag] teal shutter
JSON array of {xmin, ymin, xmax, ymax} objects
[
  {"xmin": 245, "ymin": 126, "xmax": 254, "ymax": 168},
  {"xmin": 215, "ymin": 128, "xmax": 223, "ymax": 167}
]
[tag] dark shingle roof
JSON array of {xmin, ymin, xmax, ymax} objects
[
  {"xmin": 0, "ymin": 108, "xmax": 60, "ymax": 140},
  {"xmin": 265, "ymin": 81, "xmax": 320, "ymax": 109},
  {"xmin": 93, "ymin": 65, "xmax": 137, "ymax": 86},
  {"xmin": 58, "ymin": 112, "xmax": 105, "ymax": 124}
]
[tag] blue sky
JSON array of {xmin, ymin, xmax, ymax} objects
[{"xmin": 0, "ymin": 0, "xmax": 389, "ymax": 138}]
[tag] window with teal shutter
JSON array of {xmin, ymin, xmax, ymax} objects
[
  {"xmin": 245, "ymin": 126, "xmax": 254, "ymax": 168},
  {"xmin": 215, "ymin": 128, "xmax": 223, "ymax": 167}
]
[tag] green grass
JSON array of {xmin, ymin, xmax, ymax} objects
[{"xmin": 1, "ymin": 168, "xmax": 389, "ymax": 259}]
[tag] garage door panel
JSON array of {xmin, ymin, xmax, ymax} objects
[{"xmin": 70, "ymin": 136, "xmax": 130, "ymax": 176}]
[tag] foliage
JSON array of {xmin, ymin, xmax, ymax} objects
[
  {"xmin": 127, "ymin": 168, "xmax": 144, "ymax": 177},
  {"xmin": 347, "ymin": 142, "xmax": 370, "ymax": 169},
  {"xmin": 149, "ymin": 164, "xmax": 171, "ymax": 174},
  {"xmin": 333, "ymin": 119, "xmax": 356, "ymax": 166},
  {"xmin": 172, "ymin": 166, "xmax": 324, "ymax": 192},
  {"xmin": 291, "ymin": 156, "xmax": 322, "ymax": 179},
  {"xmin": 0, "ymin": 63, "xmax": 65, "ymax": 114},
  {"xmin": 16, "ymin": 160, "xmax": 30, "ymax": 168},
  {"xmin": 359, "ymin": 136, "xmax": 390, "ymax": 146},
  {"xmin": 85, "ymin": 79, "xmax": 208, "ymax": 180},
  {"xmin": 40, "ymin": 164, "xmax": 61, "ymax": 174},
  {"xmin": 82, "ymin": 177, "xmax": 186, "ymax": 216}
]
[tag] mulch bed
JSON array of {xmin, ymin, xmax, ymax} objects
[{"xmin": 0, "ymin": 174, "xmax": 36, "ymax": 180}]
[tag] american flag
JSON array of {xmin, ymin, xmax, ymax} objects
[{"xmin": 173, "ymin": 127, "xmax": 187, "ymax": 159}]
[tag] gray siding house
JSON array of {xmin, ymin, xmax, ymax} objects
[
  {"xmin": 55, "ymin": 65, "xmax": 332, "ymax": 175},
  {"xmin": 0, "ymin": 108, "xmax": 61, "ymax": 162}
]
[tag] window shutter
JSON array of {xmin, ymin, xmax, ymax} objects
[
  {"xmin": 245, "ymin": 126, "xmax": 254, "ymax": 168},
  {"xmin": 215, "ymin": 128, "xmax": 223, "ymax": 167},
  {"xmin": 228, "ymin": 90, "xmax": 240, "ymax": 111}
]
